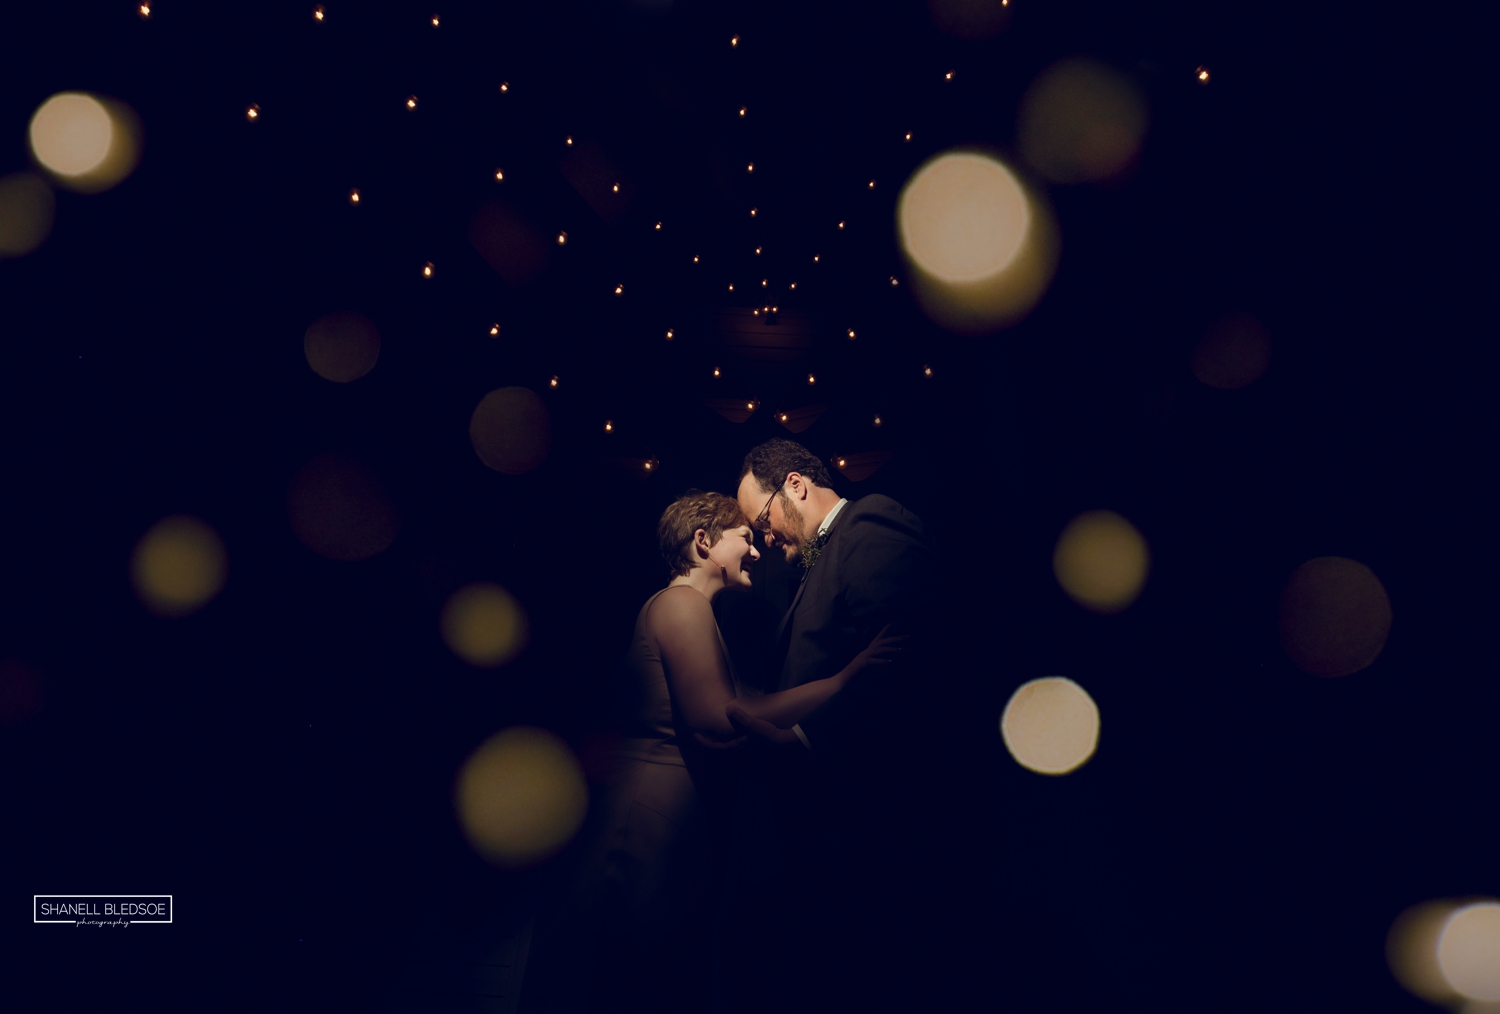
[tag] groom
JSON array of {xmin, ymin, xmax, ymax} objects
[{"xmin": 731, "ymin": 437, "xmax": 935, "ymax": 1006}]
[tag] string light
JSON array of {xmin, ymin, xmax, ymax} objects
[
  {"xmin": 614, "ymin": 284, "xmax": 624, "ymax": 295},
  {"xmin": 835, "ymin": 457, "xmax": 846, "ymax": 468},
  {"xmin": 644, "ymin": 460, "xmax": 653, "ymax": 471},
  {"xmin": 889, "ymin": 276, "xmax": 899, "ymax": 286},
  {"xmin": 847, "ymin": 328, "xmax": 856, "ymax": 339},
  {"xmin": 665, "ymin": 328, "xmax": 674, "ymax": 340},
  {"xmin": 771, "ymin": 306, "xmax": 778, "ymax": 312},
  {"xmin": 604, "ymin": 420, "xmax": 613, "ymax": 433},
  {"xmin": 789, "ymin": 282, "xmax": 797, "ymax": 290},
  {"xmin": 738, "ymin": 106, "xmax": 747, "ymax": 118},
  {"xmin": 246, "ymin": 104, "xmax": 261, "ymax": 122},
  {"xmin": 944, "ymin": 70, "xmax": 955, "ymax": 81},
  {"xmin": 549, "ymin": 376, "xmax": 559, "ymax": 388},
  {"xmin": 837, "ymin": 221, "xmax": 845, "ymax": 229},
  {"xmin": 494, "ymin": 169, "xmax": 504, "ymax": 182},
  {"xmin": 1196, "ymin": 65, "xmax": 1211, "ymax": 83},
  {"xmin": 753, "ymin": 309, "xmax": 759, "ymax": 316},
  {"xmin": 712, "ymin": 367, "xmax": 722, "ymax": 377},
  {"xmin": 807, "ymin": 373, "xmax": 816, "ymax": 385},
  {"xmin": 730, "ymin": 34, "xmax": 739, "ymax": 47},
  {"xmin": 557, "ymin": 231, "xmax": 567, "ymax": 245},
  {"xmin": 612, "ymin": 183, "xmax": 620, "ymax": 193},
  {"xmin": 313, "ymin": 5, "xmax": 325, "ymax": 21},
  {"xmin": 727, "ymin": 283, "xmax": 734, "ymax": 291},
  {"xmin": 489, "ymin": 324, "xmax": 500, "ymax": 336},
  {"xmin": 348, "ymin": 189, "xmax": 360, "ymax": 205},
  {"xmin": 747, "ymin": 162, "xmax": 755, "ymax": 173},
  {"xmin": 654, "ymin": 222, "xmax": 662, "ymax": 230},
  {"xmin": 693, "ymin": 255, "xmax": 700, "ymax": 263},
  {"xmin": 745, "ymin": 401, "xmax": 756, "ymax": 411},
  {"xmin": 761, "ymin": 279, "xmax": 768, "ymax": 287},
  {"xmin": 499, "ymin": 82, "xmax": 509, "ymax": 93},
  {"xmin": 904, "ymin": 131, "xmax": 912, "ymax": 142},
  {"xmin": 813, "ymin": 255, "xmax": 820, "ymax": 263},
  {"xmin": 868, "ymin": 180, "xmax": 876, "ymax": 189},
  {"xmin": 755, "ymin": 246, "xmax": 762, "ymax": 255},
  {"xmin": 779, "ymin": 412, "xmax": 789, "ymax": 423},
  {"xmin": 873, "ymin": 414, "xmax": 883, "ymax": 427},
  {"xmin": 923, "ymin": 364, "xmax": 933, "ymax": 377},
  {"xmin": 138, "ymin": 2, "xmax": 151, "ymax": 18},
  {"xmin": 406, "ymin": 96, "xmax": 418, "ymax": 110},
  {"xmin": 749, "ymin": 208, "xmax": 757, "ymax": 217},
  {"xmin": 431, "ymin": 14, "xmax": 440, "ymax": 27},
  {"xmin": 565, "ymin": 136, "xmax": 573, "ymax": 146},
  {"xmin": 422, "ymin": 262, "xmax": 434, "ymax": 278}
]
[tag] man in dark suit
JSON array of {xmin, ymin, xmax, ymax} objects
[{"xmin": 730, "ymin": 437, "xmax": 935, "ymax": 1009}]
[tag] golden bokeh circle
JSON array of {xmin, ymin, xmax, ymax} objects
[
  {"xmin": 130, "ymin": 515, "xmax": 228, "ymax": 618},
  {"xmin": 1278, "ymin": 556, "xmax": 1392, "ymax": 677},
  {"xmin": 1388, "ymin": 900, "xmax": 1463, "ymax": 1004},
  {"xmin": 441, "ymin": 582, "xmax": 530, "ymax": 667},
  {"xmin": 304, "ymin": 311, "xmax": 381, "ymax": 383},
  {"xmin": 0, "ymin": 173, "xmax": 56, "ymax": 258},
  {"xmin": 470, "ymin": 386, "xmax": 552, "ymax": 475},
  {"xmin": 454, "ymin": 726, "xmax": 589, "ymax": 869},
  {"xmin": 1018, "ymin": 59, "xmax": 1148, "ymax": 184},
  {"xmin": 28, "ymin": 92, "xmax": 142, "ymax": 194},
  {"xmin": 1000, "ymin": 676, "xmax": 1100, "ymax": 775},
  {"xmin": 1438, "ymin": 902, "xmax": 1500, "ymax": 1001},
  {"xmin": 1053, "ymin": 510, "xmax": 1150, "ymax": 614}
]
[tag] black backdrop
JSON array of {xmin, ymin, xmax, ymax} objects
[{"xmin": 1, "ymin": 1, "xmax": 1490, "ymax": 1010}]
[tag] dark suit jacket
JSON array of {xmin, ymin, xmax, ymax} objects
[{"xmin": 775, "ymin": 493, "xmax": 935, "ymax": 757}]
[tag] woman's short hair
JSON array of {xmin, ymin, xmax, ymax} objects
[{"xmin": 658, "ymin": 489, "xmax": 748, "ymax": 578}]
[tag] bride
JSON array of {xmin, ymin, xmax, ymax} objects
[{"xmin": 521, "ymin": 489, "xmax": 900, "ymax": 1012}]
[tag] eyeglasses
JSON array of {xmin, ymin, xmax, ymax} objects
[{"xmin": 751, "ymin": 476, "xmax": 789, "ymax": 533}]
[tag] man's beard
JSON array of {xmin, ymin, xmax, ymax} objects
[{"xmin": 776, "ymin": 493, "xmax": 805, "ymax": 553}]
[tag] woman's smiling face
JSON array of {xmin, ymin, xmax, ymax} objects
[{"xmin": 706, "ymin": 524, "xmax": 759, "ymax": 587}]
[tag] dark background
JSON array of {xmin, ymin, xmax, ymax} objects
[{"xmin": 0, "ymin": 0, "xmax": 1489, "ymax": 1009}]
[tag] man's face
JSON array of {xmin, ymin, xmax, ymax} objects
[{"xmin": 736, "ymin": 472, "xmax": 804, "ymax": 565}]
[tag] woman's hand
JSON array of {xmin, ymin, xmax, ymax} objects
[
  {"xmin": 844, "ymin": 624, "xmax": 907, "ymax": 682},
  {"xmin": 725, "ymin": 699, "xmax": 802, "ymax": 747}
]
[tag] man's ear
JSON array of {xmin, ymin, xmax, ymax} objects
[{"xmin": 786, "ymin": 472, "xmax": 808, "ymax": 500}]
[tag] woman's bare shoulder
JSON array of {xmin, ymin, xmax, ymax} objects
[{"xmin": 646, "ymin": 586, "xmax": 714, "ymax": 637}]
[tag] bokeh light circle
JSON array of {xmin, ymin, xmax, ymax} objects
[
  {"xmin": 1053, "ymin": 510, "xmax": 1150, "ymax": 613},
  {"xmin": 130, "ymin": 515, "xmax": 228, "ymax": 617},
  {"xmin": 441, "ymin": 582, "xmax": 530, "ymax": 667},
  {"xmin": 1192, "ymin": 313, "xmax": 1272, "ymax": 389},
  {"xmin": 897, "ymin": 150, "xmax": 1058, "ymax": 334},
  {"xmin": 454, "ymin": 726, "xmax": 589, "ymax": 869},
  {"xmin": 1018, "ymin": 59, "xmax": 1148, "ymax": 184},
  {"xmin": 287, "ymin": 454, "xmax": 399, "ymax": 561},
  {"xmin": 0, "ymin": 173, "xmax": 56, "ymax": 257},
  {"xmin": 304, "ymin": 311, "xmax": 380, "ymax": 383},
  {"xmin": 1278, "ymin": 556, "xmax": 1392, "ymax": 677},
  {"xmin": 1000, "ymin": 676, "xmax": 1100, "ymax": 775},
  {"xmin": 1439, "ymin": 902, "xmax": 1500, "ymax": 1001},
  {"xmin": 1389, "ymin": 900, "xmax": 1463, "ymax": 1003},
  {"xmin": 28, "ymin": 92, "xmax": 142, "ymax": 193},
  {"xmin": 470, "ymin": 386, "xmax": 552, "ymax": 475}
]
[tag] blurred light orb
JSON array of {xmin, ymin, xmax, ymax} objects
[
  {"xmin": 0, "ymin": 172, "xmax": 56, "ymax": 258},
  {"xmin": 1192, "ymin": 313, "xmax": 1271, "ymax": 389},
  {"xmin": 1001, "ymin": 677, "xmax": 1100, "ymax": 775},
  {"xmin": 1439, "ymin": 903, "xmax": 1500, "ymax": 1001},
  {"xmin": 1279, "ymin": 556, "xmax": 1392, "ymax": 677},
  {"xmin": 1018, "ymin": 58, "xmax": 1148, "ymax": 184},
  {"xmin": 131, "ymin": 515, "xmax": 228, "ymax": 618},
  {"xmin": 28, "ymin": 92, "xmax": 143, "ymax": 193},
  {"xmin": 442, "ymin": 582, "xmax": 529, "ymax": 668},
  {"xmin": 897, "ymin": 150, "xmax": 1058, "ymax": 334},
  {"xmin": 287, "ymin": 454, "xmax": 399, "ymax": 561},
  {"xmin": 304, "ymin": 311, "xmax": 380, "ymax": 383},
  {"xmin": 454, "ymin": 726, "xmax": 589, "ymax": 868},
  {"xmin": 1389, "ymin": 900, "xmax": 1464, "ymax": 1003},
  {"xmin": 1053, "ymin": 510, "xmax": 1150, "ymax": 613},
  {"xmin": 470, "ymin": 386, "xmax": 552, "ymax": 475}
]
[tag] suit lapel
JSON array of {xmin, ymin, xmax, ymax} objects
[{"xmin": 771, "ymin": 503, "xmax": 851, "ymax": 679}]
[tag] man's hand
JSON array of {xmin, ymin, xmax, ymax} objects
[
  {"xmin": 692, "ymin": 731, "xmax": 749, "ymax": 751},
  {"xmin": 725, "ymin": 699, "xmax": 802, "ymax": 747}
]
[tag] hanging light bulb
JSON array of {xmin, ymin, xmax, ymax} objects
[
  {"xmin": 614, "ymin": 284, "xmax": 624, "ymax": 295},
  {"xmin": 246, "ymin": 104, "xmax": 261, "ymax": 121},
  {"xmin": 904, "ymin": 131, "xmax": 912, "ymax": 142},
  {"xmin": 873, "ymin": 414, "xmax": 883, "ymax": 427},
  {"xmin": 944, "ymin": 70, "xmax": 955, "ymax": 81},
  {"xmin": 422, "ymin": 262, "xmax": 434, "ymax": 278},
  {"xmin": 739, "ymin": 106, "xmax": 747, "ymax": 117},
  {"xmin": 890, "ymin": 276, "xmax": 899, "ymax": 286},
  {"xmin": 779, "ymin": 412, "xmax": 789, "ymax": 423},
  {"xmin": 494, "ymin": 168, "xmax": 504, "ymax": 182},
  {"xmin": 789, "ymin": 282, "xmax": 797, "ymax": 290},
  {"xmin": 847, "ymin": 328, "xmax": 856, "ymax": 339},
  {"xmin": 771, "ymin": 306, "xmax": 778, "ymax": 312},
  {"xmin": 612, "ymin": 183, "xmax": 620, "ymax": 193},
  {"xmin": 745, "ymin": 401, "xmax": 755, "ymax": 411},
  {"xmin": 730, "ymin": 34, "xmax": 739, "ymax": 46},
  {"xmin": 644, "ymin": 460, "xmax": 654, "ymax": 471},
  {"xmin": 923, "ymin": 365, "xmax": 933, "ymax": 378},
  {"xmin": 348, "ymin": 189, "xmax": 361, "ymax": 205},
  {"xmin": 807, "ymin": 374, "xmax": 816, "ymax": 385},
  {"xmin": 727, "ymin": 283, "xmax": 734, "ymax": 291},
  {"xmin": 868, "ymin": 180, "xmax": 876, "ymax": 189},
  {"xmin": 313, "ymin": 6, "xmax": 325, "ymax": 22},
  {"xmin": 712, "ymin": 367, "xmax": 722, "ymax": 378},
  {"xmin": 565, "ymin": 136, "xmax": 573, "ymax": 146},
  {"xmin": 406, "ymin": 96, "xmax": 418, "ymax": 110},
  {"xmin": 835, "ymin": 457, "xmax": 847, "ymax": 468},
  {"xmin": 431, "ymin": 14, "xmax": 440, "ymax": 26},
  {"xmin": 749, "ymin": 208, "xmax": 757, "ymax": 217},
  {"xmin": 1196, "ymin": 65, "xmax": 1211, "ymax": 83},
  {"xmin": 813, "ymin": 255, "xmax": 820, "ymax": 263},
  {"xmin": 557, "ymin": 231, "xmax": 567, "ymax": 245},
  {"xmin": 549, "ymin": 376, "xmax": 559, "ymax": 388},
  {"xmin": 499, "ymin": 82, "xmax": 510, "ymax": 93},
  {"xmin": 604, "ymin": 420, "xmax": 613, "ymax": 433},
  {"xmin": 755, "ymin": 246, "xmax": 762, "ymax": 255},
  {"xmin": 489, "ymin": 324, "xmax": 500, "ymax": 336},
  {"xmin": 693, "ymin": 255, "xmax": 700, "ymax": 263},
  {"xmin": 837, "ymin": 221, "xmax": 845, "ymax": 229},
  {"xmin": 654, "ymin": 222, "xmax": 662, "ymax": 230},
  {"xmin": 753, "ymin": 309, "xmax": 760, "ymax": 316},
  {"xmin": 665, "ymin": 328, "xmax": 674, "ymax": 340},
  {"xmin": 747, "ymin": 162, "xmax": 755, "ymax": 173},
  {"xmin": 139, "ymin": 2, "xmax": 151, "ymax": 18},
  {"xmin": 761, "ymin": 279, "xmax": 768, "ymax": 287}
]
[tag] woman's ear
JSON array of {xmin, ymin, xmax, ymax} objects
[{"xmin": 693, "ymin": 528, "xmax": 713, "ymax": 559}]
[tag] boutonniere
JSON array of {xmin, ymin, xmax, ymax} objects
[{"xmin": 799, "ymin": 531, "xmax": 830, "ymax": 570}]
